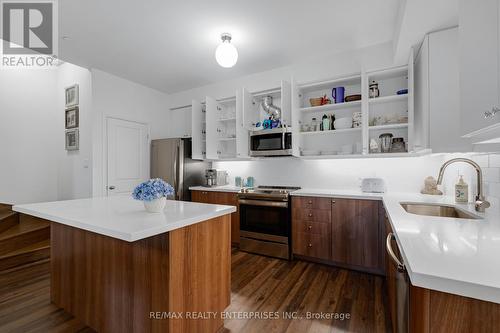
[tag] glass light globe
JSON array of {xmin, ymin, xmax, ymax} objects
[{"xmin": 215, "ymin": 40, "xmax": 238, "ymax": 68}]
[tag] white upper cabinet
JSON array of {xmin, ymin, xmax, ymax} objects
[
  {"xmin": 460, "ymin": 0, "xmax": 500, "ymax": 137},
  {"xmin": 206, "ymin": 95, "xmax": 238, "ymax": 160},
  {"xmin": 236, "ymin": 89, "xmax": 249, "ymax": 158},
  {"xmin": 205, "ymin": 96, "xmax": 219, "ymax": 159},
  {"xmin": 167, "ymin": 106, "xmax": 191, "ymax": 138},
  {"xmin": 415, "ymin": 28, "xmax": 472, "ymax": 153},
  {"xmin": 191, "ymin": 99, "xmax": 205, "ymax": 160}
]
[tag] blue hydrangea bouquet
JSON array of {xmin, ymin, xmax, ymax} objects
[{"xmin": 132, "ymin": 178, "xmax": 174, "ymax": 213}]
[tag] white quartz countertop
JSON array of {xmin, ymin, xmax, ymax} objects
[
  {"xmin": 13, "ymin": 195, "xmax": 236, "ymax": 242},
  {"xmin": 189, "ymin": 185, "xmax": 244, "ymax": 193},
  {"xmin": 293, "ymin": 188, "xmax": 500, "ymax": 304}
]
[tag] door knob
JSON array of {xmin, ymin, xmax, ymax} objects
[{"xmin": 108, "ymin": 186, "xmax": 116, "ymax": 190}]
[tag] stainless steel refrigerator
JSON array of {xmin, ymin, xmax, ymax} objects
[{"xmin": 151, "ymin": 138, "xmax": 209, "ymax": 201}]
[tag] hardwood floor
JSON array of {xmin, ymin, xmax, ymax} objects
[
  {"xmin": 224, "ymin": 249, "xmax": 390, "ymax": 333},
  {"xmin": 0, "ymin": 249, "xmax": 390, "ymax": 333}
]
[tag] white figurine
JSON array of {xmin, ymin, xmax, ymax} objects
[{"xmin": 421, "ymin": 176, "xmax": 443, "ymax": 195}]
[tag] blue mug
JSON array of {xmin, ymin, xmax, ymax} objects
[{"xmin": 332, "ymin": 87, "xmax": 345, "ymax": 104}]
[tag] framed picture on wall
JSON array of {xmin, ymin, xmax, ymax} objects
[
  {"xmin": 65, "ymin": 106, "xmax": 79, "ymax": 129},
  {"xmin": 65, "ymin": 84, "xmax": 79, "ymax": 107},
  {"xmin": 65, "ymin": 129, "xmax": 79, "ymax": 151}
]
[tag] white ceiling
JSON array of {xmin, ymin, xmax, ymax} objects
[
  {"xmin": 393, "ymin": 0, "xmax": 459, "ymax": 63},
  {"xmin": 59, "ymin": 0, "xmax": 400, "ymax": 93}
]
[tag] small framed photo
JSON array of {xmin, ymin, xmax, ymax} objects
[
  {"xmin": 65, "ymin": 84, "xmax": 79, "ymax": 107},
  {"xmin": 65, "ymin": 129, "xmax": 79, "ymax": 151},
  {"xmin": 65, "ymin": 106, "xmax": 79, "ymax": 129}
]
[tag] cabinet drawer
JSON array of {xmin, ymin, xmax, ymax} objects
[
  {"xmin": 292, "ymin": 220, "xmax": 330, "ymax": 235},
  {"xmin": 293, "ymin": 196, "xmax": 333, "ymax": 210},
  {"xmin": 292, "ymin": 208, "xmax": 331, "ymax": 222},
  {"xmin": 292, "ymin": 232, "xmax": 331, "ymax": 260}
]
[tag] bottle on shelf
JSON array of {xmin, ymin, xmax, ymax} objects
[
  {"xmin": 369, "ymin": 80, "xmax": 380, "ymax": 98},
  {"xmin": 321, "ymin": 114, "xmax": 329, "ymax": 131},
  {"xmin": 311, "ymin": 117, "xmax": 319, "ymax": 132}
]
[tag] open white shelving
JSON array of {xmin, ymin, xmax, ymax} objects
[
  {"xmin": 366, "ymin": 58, "xmax": 414, "ymax": 155},
  {"xmin": 292, "ymin": 74, "xmax": 364, "ymax": 157},
  {"xmin": 300, "ymin": 127, "xmax": 362, "ymax": 136},
  {"xmin": 187, "ymin": 48, "xmax": 425, "ymax": 161},
  {"xmin": 368, "ymin": 94, "xmax": 408, "ymax": 105},
  {"xmin": 369, "ymin": 123, "xmax": 408, "ymax": 131},
  {"xmin": 299, "ymin": 100, "xmax": 362, "ymax": 113},
  {"xmin": 291, "ymin": 48, "xmax": 418, "ymax": 159}
]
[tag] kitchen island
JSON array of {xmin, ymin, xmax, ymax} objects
[{"xmin": 13, "ymin": 195, "xmax": 236, "ymax": 333}]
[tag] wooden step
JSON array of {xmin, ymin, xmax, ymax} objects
[
  {"xmin": 0, "ymin": 211, "xmax": 19, "ymax": 234},
  {"xmin": 0, "ymin": 215, "xmax": 49, "ymax": 256},
  {"xmin": 0, "ymin": 203, "xmax": 13, "ymax": 211},
  {"xmin": 0, "ymin": 240, "xmax": 50, "ymax": 272},
  {"xmin": 0, "ymin": 259, "xmax": 50, "ymax": 296}
]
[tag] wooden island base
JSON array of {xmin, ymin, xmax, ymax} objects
[{"xmin": 49, "ymin": 214, "xmax": 231, "ymax": 333}]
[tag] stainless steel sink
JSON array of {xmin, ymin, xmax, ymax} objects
[{"xmin": 400, "ymin": 203, "xmax": 482, "ymax": 220}]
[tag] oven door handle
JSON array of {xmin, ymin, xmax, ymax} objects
[{"xmin": 239, "ymin": 199, "xmax": 288, "ymax": 208}]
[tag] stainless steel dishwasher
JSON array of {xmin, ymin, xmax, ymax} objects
[{"xmin": 386, "ymin": 232, "xmax": 409, "ymax": 333}]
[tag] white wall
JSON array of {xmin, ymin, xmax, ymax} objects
[
  {"xmin": 169, "ymin": 42, "xmax": 395, "ymax": 107},
  {"xmin": 215, "ymin": 152, "xmax": 500, "ymax": 211},
  {"xmin": 0, "ymin": 69, "xmax": 59, "ymax": 204},
  {"xmin": 91, "ymin": 69, "xmax": 171, "ymax": 196},
  {"xmin": 57, "ymin": 63, "xmax": 93, "ymax": 200},
  {"xmin": 214, "ymin": 154, "xmax": 448, "ymax": 193}
]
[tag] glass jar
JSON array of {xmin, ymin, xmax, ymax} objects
[{"xmin": 311, "ymin": 118, "xmax": 319, "ymax": 132}]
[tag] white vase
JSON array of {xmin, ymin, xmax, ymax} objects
[{"xmin": 143, "ymin": 197, "xmax": 166, "ymax": 213}]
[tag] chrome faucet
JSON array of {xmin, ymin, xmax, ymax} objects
[{"xmin": 437, "ymin": 158, "xmax": 490, "ymax": 212}]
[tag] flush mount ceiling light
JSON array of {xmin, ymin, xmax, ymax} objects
[{"xmin": 215, "ymin": 33, "xmax": 238, "ymax": 68}]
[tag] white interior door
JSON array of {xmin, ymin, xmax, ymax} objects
[{"xmin": 106, "ymin": 118, "xmax": 149, "ymax": 196}]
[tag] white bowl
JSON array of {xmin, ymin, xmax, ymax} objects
[{"xmin": 334, "ymin": 117, "xmax": 352, "ymax": 129}]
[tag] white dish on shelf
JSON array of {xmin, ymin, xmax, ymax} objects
[
  {"xmin": 301, "ymin": 150, "xmax": 320, "ymax": 156},
  {"xmin": 334, "ymin": 117, "xmax": 353, "ymax": 130}
]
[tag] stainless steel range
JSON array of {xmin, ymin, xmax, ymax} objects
[{"xmin": 238, "ymin": 186, "xmax": 300, "ymax": 260}]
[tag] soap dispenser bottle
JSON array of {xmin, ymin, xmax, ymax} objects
[{"xmin": 455, "ymin": 175, "xmax": 469, "ymax": 203}]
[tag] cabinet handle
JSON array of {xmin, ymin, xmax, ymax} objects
[
  {"xmin": 308, "ymin": 243, "xmax": 312, "ymax": 247},
  {"xmin": 308, "ymin": 225, "xmax": 312, "ymax": 230},
  {"xmin": 485, "ymin": 107, "xmax": 500, "ymax": 119},
  {"xmin": 308, "ymin": 200, "xmax": 313, "ymax": 204},
  {"xmin": 386, "ymin": 233, "xmax": 405, "ymax": 272},
  {"xmin": 308, "ymin": 213, "xmax": 313, "ymax": 217},
  {"xmin": 331, "ymin": 200, "xmax": 336, "ymax": 204}
]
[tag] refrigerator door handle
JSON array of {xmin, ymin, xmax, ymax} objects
[
  {"xmin": 177, "ymin": 140, "xmax": 185, "ymax": 201},
  {"xmin": 173, "ymin": 143, "xmax": 179, "ymax": 199}
]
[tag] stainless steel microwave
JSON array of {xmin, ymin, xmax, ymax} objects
[{"xmin": 249, "ymin": 128, "xmax": 292, "ymax": 157}]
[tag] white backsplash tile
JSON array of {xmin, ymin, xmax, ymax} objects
[
  {"xmin": 471, "ymin": 154, "xmax": 490, "ymax": 168},
  {"xmin": 215, "ymin": 152, "xmax": 500, "ymax": 210},
  {"xmin": 490, "ymin": 154, "xmax": 500, "ymax": 168},
  {"xmin": 483, "ymin": 167, "xmax": 500, "ymax": 183}
]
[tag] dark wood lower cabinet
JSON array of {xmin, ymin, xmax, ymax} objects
[
  {"xmin": 191, "ymin": 190, "xmax": 240, "ymax": 246},
  {"xmin": 292, "ymin": 196, "xmax": 384, "ymax": 274},
  {"xmin": 331, "ymin": 198, "xmax": 381, "ymax": 270}
]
